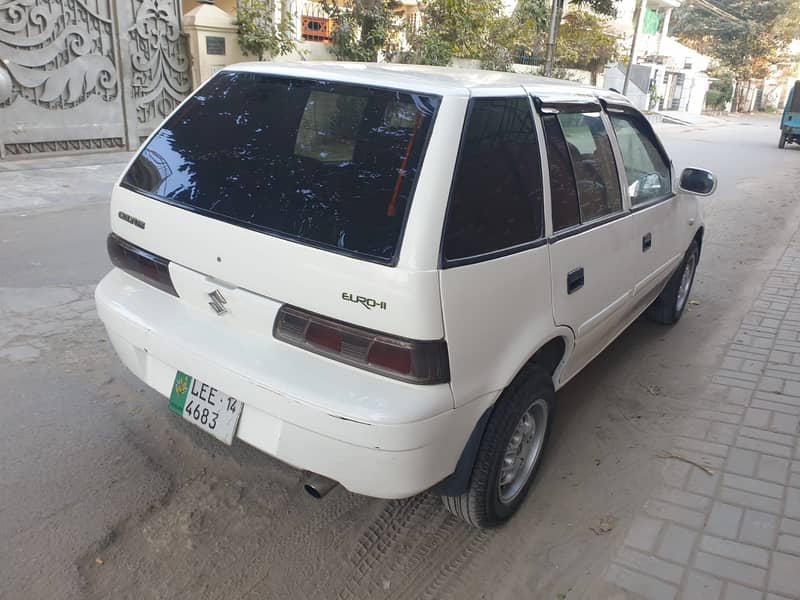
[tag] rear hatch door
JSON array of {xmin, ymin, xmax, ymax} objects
[{"xmin": 111, "ymin": 69, "xmax": 444, "ymax": 341}]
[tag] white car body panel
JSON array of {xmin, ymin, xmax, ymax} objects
[
  {"xmin": 440, "ymin": 245, "xmax": 567, "ymax": 405},
  {"xmin": 111, "ymin": 186, "xmax": 445, "ymax": 341},
  {"xmin": 549, "ymin": 215, "xmax": 638, "ymax": 382}
]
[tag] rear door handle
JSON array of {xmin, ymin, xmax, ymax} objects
[
  {"xmin": 643, "ymin": 232, "xmax": 652, "ymax": 252},
  {"xmin": 567, "ymin": 267, "xmax": 584, "ymax": 295}
]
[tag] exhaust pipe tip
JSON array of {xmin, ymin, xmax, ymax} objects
[{"xmin": 303, "ymin": 472, "xmax": 338, "ymax": 499}]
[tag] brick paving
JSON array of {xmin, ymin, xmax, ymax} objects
[{"xmin": 606, "ymin": 232, "xmax": 800, "ymax": 600}]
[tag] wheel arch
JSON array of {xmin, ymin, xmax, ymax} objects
[
  {"xmin": 693, "ymin": 226, "xmax": 704, "ymax": 253},
  {"xmin": 434, "ymin": 331, "xmax": 573, "ymax": 497}
]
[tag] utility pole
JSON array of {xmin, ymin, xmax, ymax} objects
[
  {"xmin": 543, "ymin": 0, "xmax": 565, "ymax": 77},
  {"xmin": 623, "ymin": 0, "xmax": 648, "ymax": 96}
]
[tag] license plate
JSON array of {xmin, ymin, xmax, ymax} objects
[{"xmin": 168, "ymin": 371, "xmax": 243, "ymax": 445}]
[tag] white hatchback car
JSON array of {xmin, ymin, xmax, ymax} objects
[{"xmin": 96, "ymin": 63, "xmax": 717, "ymax": 528}]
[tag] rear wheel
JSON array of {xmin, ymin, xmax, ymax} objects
[
  {"xmin": 441, "ymin": 365, "xmax": 554, "ymax": 528},
  {"xmin": 780, "ymin": 133, "xmax": 787, "ymax": 149},
  {"xmin": 646, "ymin": 240, "xmax": 700, "ymax": 325}
]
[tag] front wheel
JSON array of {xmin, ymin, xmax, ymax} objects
[
  {"xmin": 646, "ymin": 240, "xmax": 700, "ymax": 325},
  {"xmin": 779, "ymin": 133, "xmax": 787, "ymax": 149},
  {"xmin": 441, "ymin": 365, "xmax": 555, "ymax": 528}
]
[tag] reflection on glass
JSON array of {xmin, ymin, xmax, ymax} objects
[
  {"xmin": 609, "ymin": 113, "xmax": 671, "ymax": 205},
  {"xmin": 123, "ymin": 72, "xmax": 441, "ymax": 263},
  {"xmin": 557, "ymin": 112, "xmax": 622, "ymax": 222}
]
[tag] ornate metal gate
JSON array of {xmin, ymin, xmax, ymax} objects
[{"xmin": 0, "ymin": 0, "xmax": 191, "ymax": 158}]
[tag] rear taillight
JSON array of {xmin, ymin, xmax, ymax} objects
[
  {"xmin": 107, "ymin": 233, "xmax": 178, "ymax": 297},
  {"xmin": 273, "ymin": 305, "xmax": 450, "ymax": 385}
]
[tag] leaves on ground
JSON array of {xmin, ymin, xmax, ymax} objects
[{"xmin": 590, "ymin": 515, "xmax": 617, "ymax": 535}]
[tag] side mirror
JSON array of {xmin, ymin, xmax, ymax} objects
[{"xmin": 679, "ymin": 167, "xmax": 717, "ymax": 196}]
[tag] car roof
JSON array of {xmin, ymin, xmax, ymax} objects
[{"xmin": 226, "ymin": 61, "xmax": 632, "ymax": 106}]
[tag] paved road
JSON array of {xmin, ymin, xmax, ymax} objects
[{"xmin": 0, "ymin": 116, "xmax": 798, "ymax": 600}]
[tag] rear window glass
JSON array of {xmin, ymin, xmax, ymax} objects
[{"xmin": 122, "ymin": 71, "xmax": 440, "ymax": 263}]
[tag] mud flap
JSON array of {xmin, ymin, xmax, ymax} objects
[{"xmin": 430, "ymin": 405, "xmax": 494, "ymax": 497}]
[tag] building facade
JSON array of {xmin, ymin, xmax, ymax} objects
[{"xmin": 604, "ymin": 0, "xmax": 712, "ymax": 115}]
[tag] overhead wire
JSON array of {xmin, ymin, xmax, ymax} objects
[{"xmin": 687, "ymin": 0, "xmax": 748, "ymax": 27}]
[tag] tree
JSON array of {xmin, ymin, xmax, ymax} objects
[
  {"xmin": 671, "ymin": 0, "xmax": 800, "ymax": 110},
  {"xmin": 235, "ymin": 0, "xmax": 298, "ymax": 61},
  {"xmin": 400, "ymin": 0, "xmax": 619, "ymax": 73},
  {"xmin": 506, "ymin": 0, "xmax": 549, "ymax": 58},
  {"xmin": 705, "ymin": 70, "xmax": 735, "ymax": 110},
  {"xmin": 512, "ymin": 0, "xmax": 549, "ymax": 33},
  {"xmin": 554, "ymin": 10, "xmax": 618, "ymax": 76},
  {"xmin": 414, "ymin": 0, "xmax": 504, "ymax": 60},
  {"xmin": 572, "ymin": 0, "xmax": 617, "ymax": 17},
  {"xmin": 398, "ymin": 29, "xmax": 453, "ymax": 66},
  {"xmin": 323, "ymin": 0, "xmax": 401, "ymax": 62}
]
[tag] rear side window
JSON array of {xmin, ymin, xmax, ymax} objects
[
  {"xmin": 542, "ymin": 115, "xmax": 581, "ymax": 231},
  {"xmin": 443, "ymin": 98, "xmax": 544, "ymax": 263},
  {"xmin": 556, "ymin": 113, "xmax": 622, "ymax": 223},
  {"xmin": 608, "ymin": 112, "xmax": 671, "ymax": 205},
  {"xmin": 122, "ymin": 71, "xmax": 440, "ymax": 264}
]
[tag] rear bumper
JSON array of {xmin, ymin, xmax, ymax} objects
[{"xmin": 95, "ymin": 269, "xmax": 494, "ymax": 498}]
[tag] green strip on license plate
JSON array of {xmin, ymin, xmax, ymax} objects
[{"xmin": 169, "ymin": 371, "xmax": 192, "ymax": 415}]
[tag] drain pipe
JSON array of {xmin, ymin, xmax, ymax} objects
[{"xmin": 304, "ymin": 472, "xmax": 339, "ymax": 499}]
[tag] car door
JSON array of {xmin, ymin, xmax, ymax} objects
[
  {"xmin": 538, "ymin": 104, "xmax": 635, "ymax": 384},
  {"xmin": 439, "ymin": 95, "xmax": 554, "ymax": 405},
  {"xmin": 606, "ymin": 107, "xmax": 684, "ymax": 315}
]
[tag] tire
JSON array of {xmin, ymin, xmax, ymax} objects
[
  {"xmin": 646, "ymin": 240, "xmax": 700, "ymax": 325},
  {"xmin": 441, "ymin": 365, "xmax": 555, "ymax": 528},
  {"xmin": 779, "ymin": 133, "xmax": 787, "ymax": 149}
]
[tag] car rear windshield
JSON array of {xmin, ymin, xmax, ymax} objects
[{"xmin": 122, "ymin": 71, "xmax": 441, "ymax": 264}]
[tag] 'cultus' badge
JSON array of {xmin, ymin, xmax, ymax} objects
[{"xmin": 118, "ymin": 211, "xmax": 146, "ymax": 229}]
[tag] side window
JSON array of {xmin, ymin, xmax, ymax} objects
[
  {"xmin": 557, "ymin": 112, "xmax": 622, "ymax": 223},
  {"xmin": 443, "ymin": 97, "xmax": 544, "ymax": 262},
  {"xmin": 608, "ymin": 112, "xmax": 672, "ymax": 205},
  {"xmin": 542, "ymin": 115, "xmax": 581, "ymax": 231}
]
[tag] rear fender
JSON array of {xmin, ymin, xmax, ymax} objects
[{"xmin": 434, "ymin": 329, "xmax": 574, "ymax": 496}]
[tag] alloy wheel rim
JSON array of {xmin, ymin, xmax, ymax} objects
[
  {"xmin": 498, "ymin": 398, "xmax": 549, "ymax": 505},
  {"xmin": 676, "ymin": 253, "xmax": 697, "ymax": 313}
]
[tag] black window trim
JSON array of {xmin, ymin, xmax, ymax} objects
[
  {"xmin": 629, "ymin": 190, "xmax": 677, "ymax": 212},
  {"xmin": 443, "ymin": 238, "xmax": 548, "ymax": 269},
  {"xmin": 548, "ymin": 208, "xmax": 631, "ymax": 244},
  {"xmin": 120, "ymin": 71, "xmax": 443, "ymax": 269},
  {"xmin": 604, "ymin": 104, "xmax": 676, "ymax": 210},
  {"xmin": 439, "ymin": 95, "xmax": 547, "ymax": 270},
  {"xmin": 533, "ymin": 95, "xmax": 603, "ymax": 114}
]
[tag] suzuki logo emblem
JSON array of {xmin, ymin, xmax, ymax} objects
[{"xmin": 208, "ymin": 289, "xmax": 228, "ymax": 316}]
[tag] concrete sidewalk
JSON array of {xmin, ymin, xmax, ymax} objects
[
  {"xmin": 605, "ymin": 229, "xmax": 800, "ymax": 599},
  {"xmin": 0, "ymin": 151, "xmax": 133, "ymax": 214}
]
